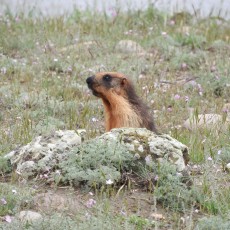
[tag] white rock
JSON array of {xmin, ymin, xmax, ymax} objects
[
  {"xmin": 137, "ymin": 145, "xmax": 144, "ymax": 152},
  {"xmin": 184, "ymin": 113, "xmax": 230, "ymax": 130},
  {"xmin": 5, "ymin": 130, "xmax": 82, "ymax": 178},
  {"xmin": 226, "ymin": 163, "xmax": 230, "ymax": 172}
]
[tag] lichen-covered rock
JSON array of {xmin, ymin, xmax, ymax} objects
[
  {"xmin": 4, "ymin": 128, "xmax": 189, "ymax": 187},
  {"xmin": 98, "ymin": 128, "xmax": 189, "ymax": 171},
  {"xmin": 4, "ymin": 130, "xmax": 82, "ymax": 178}
]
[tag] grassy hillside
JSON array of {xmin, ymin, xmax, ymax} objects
[{"xmin": 0, "ymin": 7, "xmax": 230, "ymax": 229}]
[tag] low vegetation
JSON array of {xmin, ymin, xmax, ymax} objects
[{"xmin": 0, "ymin": 3, "xmax": 230, "ymax": 229}]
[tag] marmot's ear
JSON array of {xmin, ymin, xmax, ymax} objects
[{"xmin": 121, "ymin": 77, "xmax": 127, "ymax": 86}]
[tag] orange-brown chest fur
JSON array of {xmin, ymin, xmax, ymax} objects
[{"xmin": 101, "ymin": 91, "xmax": 142, "ymax": 131}]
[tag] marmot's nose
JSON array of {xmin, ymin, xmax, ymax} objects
[{"xmin": 86, "ymin": 76, "xmax": 95, "ymax": 85}]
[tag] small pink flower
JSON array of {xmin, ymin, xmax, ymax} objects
[
  {"xmin": 67, "ymin": 66, "xmax": 72, "ymax": 73},
  {"xmin": 181, "ymin": 63, "xmax": 187, "ymax": 70},
  {"xmin": 185, "ymin": 96, "xmax": 189, "ymax": 102},
  {"xmin": 190, "ymin": 80, "xmax": 197, "ymax": 86},
  {"xmin": 208, "ymin": 157, "xmax": 213, "ymax": 161},
  {"xmin": 169, "ymin": 20, "xmax": 175, "ymax": 25},
  {"xmin": 86, "ymin": 198, "xmax": 96, "ymax": 208},
  {"xmin": 1, "ymin": 67, "xmax": 7, "ymax": 74},
  {"xmin": 167, "ymin": 106, "xmax": 173, "ymax": 112},
  {"xmin": 154, "ymin": 175, "xmax": 159, "ymax": 181},
  {"xmin": 145, "ymin": 155, "xmax": 152, "ymax": 166},
  {"xmin": 174, "ymin": 94, "xmax": 181, "ymax": 100},
  {"xmin": 43, "ymin": 174, "xmax": 48, "ymax": 178},
  {"xmin": 15, "ymin": 16, "xmax": 20, "ymax": 22},
  {"xmin": 4, "ymin": 215, "xmax": 12, "ymax": 223},
  {"xmin": 1, "ymin": 198, "xmax": 7, "ymax": 205},
  {"xmin": 108, "ymin": 7, "xmax": 117, "ymax": 18}
]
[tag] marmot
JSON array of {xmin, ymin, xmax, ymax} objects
[{"xmin": 86, "ymin": 72, "xmax": 157, "ymax": 133}]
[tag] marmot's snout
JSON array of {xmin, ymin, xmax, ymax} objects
[
  {"xmin": 86, "ymin": 75, "xmax": 100, "ymax": 97},
  {"xmin": 86, "ymin": 76, "xmax": 95, "ymax": 89}
]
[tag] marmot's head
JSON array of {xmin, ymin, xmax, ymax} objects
[
  {"xmin": 86, "ymin": 72, "xmax": 157, "ymax": 133},
  {"xmin": 86, "ymin": 72, "xmax": 131, "ymax": 98}
]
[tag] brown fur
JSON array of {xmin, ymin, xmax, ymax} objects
[{"xmin": 86, "ymin": 72, "xmax": 157, "ymax": 133}]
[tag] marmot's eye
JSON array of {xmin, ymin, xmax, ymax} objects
[{"xmin": 103, "ymin": 74, "xmax": 112, "ymax": 81}]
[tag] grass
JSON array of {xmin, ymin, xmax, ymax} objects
[{"xmin": 0, "ymin": 4, "xmax": 230, "ymax": 229}]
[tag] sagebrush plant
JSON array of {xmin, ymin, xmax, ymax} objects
[
  {"xmin": 153, "ymin": 162, "xmax": 195, "ymax": 211},
  {"xmin": 128, "ymin": 214, "xmax": 154, "ymax": 230},
  {"xmin": 0, "ymin": 157, "xmax": 12, "ymax": 175},
  {"xmin": 218, "ymin": 146, "xmax": 230, "ymax": 168},
  {"xmin": 0, "ymin": 183, "xmax": 34, "ymax": 216},
  {"xmin": 195, "ymin": 215, "xmax": 230, "ymax": 230},
  {"xmin": 0, "ymin": 3, "xmax": 230, "ymax": 229},
  {"xmin": 60, "ymin": 139, "xmax": 134, "ymax": 187}
]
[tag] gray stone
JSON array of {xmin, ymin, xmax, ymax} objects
[
  {"xmin": 60, "ymin": 41, "xmax": 97, "ymax": 53},
  {"xmin": 115, "ymin": 40, "xmax": 146, "ymax": 54},
  {"xmin": 184, "ymin": 113, "xmax": 230, "ymax": 130},
  {"xmin": 34, "ymin": 192, "xmax": 84, "ymax": 214},
  {"xmin": 18, "ymin": 210, "xmax": 42, "ymax": 223}
]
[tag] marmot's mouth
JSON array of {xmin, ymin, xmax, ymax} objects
[
  {"xmin": 91, "ymin": 89, "xmax": 101, "ymax": 97},
  {"xmin": 87, "ymin": 84, "xmax": 101, "ymax": 97}
]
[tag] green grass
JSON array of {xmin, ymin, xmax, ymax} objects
[{"xmin": 0, "ymin": 5, "xmax": 230, "ymax": 229}]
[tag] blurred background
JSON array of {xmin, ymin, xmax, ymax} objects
[{"xmin": 0, "ymin": 0, "xmax": 230, "ymax": 19}]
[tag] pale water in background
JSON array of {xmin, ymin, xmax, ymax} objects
[{"xmin": 0, "ymin": 0, "xmax": 229, "ymax": 19}]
